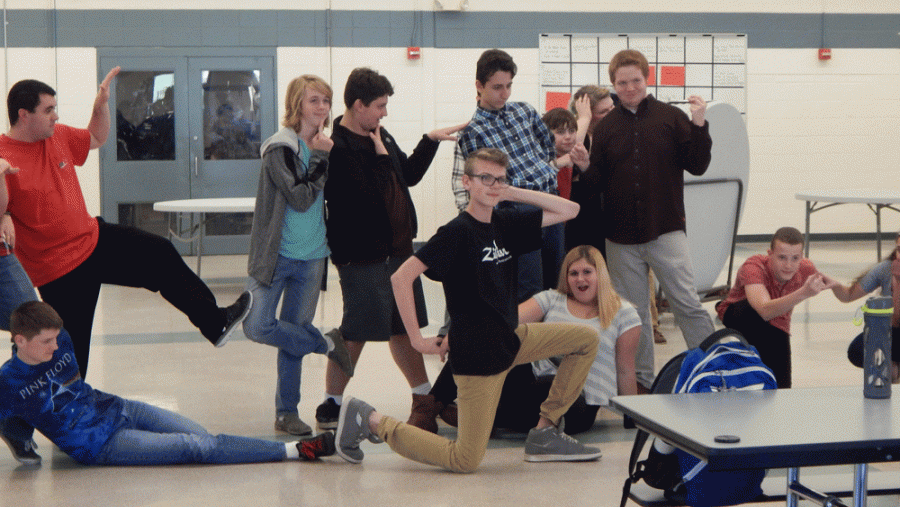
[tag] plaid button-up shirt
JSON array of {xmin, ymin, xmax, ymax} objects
[{"xmin": 456, "ymin": 102, "xmax": 557, "ymax": 195}]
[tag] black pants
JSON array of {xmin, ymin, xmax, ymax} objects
[
  {"xmin": 431, "ymin": 362, "xmax": 600, "ymax": 435},
  {"xmin": 38, "ymin": 221, "xmax": 224, "ymax": 379},
  {"xmin": 722, "ymin": 299, "xmax": 792, "ymax": 388},
  {"xmin": 846, "ymin": 327, "xmax": 900, "ymax": 368}
]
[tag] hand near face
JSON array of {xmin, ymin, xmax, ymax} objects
[
  {"xmin": 368, "ymin": 125, "xmax": 389, "ymax": 155},
  {"xmin": 574, "ymin": 94, "xmax": 591, "ymax": 119},
  {"xmin": 687, "ymin": 95, "xmax": 707, "ymax": 126},
  {"xmin": 309, "ymin": 119, "xmax": 333, "ymax": 152},
  {"xmin": 427, "ymin": 121, "xmax": 469, "ymax": 142}
]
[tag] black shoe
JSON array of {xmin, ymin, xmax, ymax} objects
[
  {"xmin": 212, "ymin": 291, "xmax": 252, "ymax": 348},
  {"xmin": 0, "ymin": 434, "xmax": 41, "ymax": 466},
  {"xmin": 315, "ymin": 398, "xmax": 340, "ymax": 430},
  {"xmin": 296, "ymin": 432, "xmax": 335, "ymax": 461}
]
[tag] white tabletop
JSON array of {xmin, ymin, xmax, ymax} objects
[
  {"xmin": 153, "ymin": 197, "xmax": 256, "ymax": 213},
  {"xmin": 611, "ymin": 385, "xmax": 900, "ymax": 471},
  {"xmin": 795, "ymin": 189, "xmax": 900, "ymax": 205}
]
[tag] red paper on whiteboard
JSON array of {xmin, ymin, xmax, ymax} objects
[
  {"xmin": 661, "ymin": 66, "xmax": 685, "ymax": 86},
  {"xmin": 647, "ymin": 66, "xmax": 656, "ymax": 86},
  {"xmin": 545, "ymin": 91, "xmax": 571, "ymax": 111}
]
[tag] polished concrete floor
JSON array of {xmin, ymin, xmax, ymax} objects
[{"xmin": 2, "ymin": 240, "xmax": 898, "ymax": 507}]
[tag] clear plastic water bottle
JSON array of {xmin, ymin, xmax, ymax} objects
[{"xmin": 863, "ymin": 296, "xmax": 893, "ymax": 399}]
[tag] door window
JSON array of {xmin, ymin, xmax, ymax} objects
[
  {"xmin": 202, "ymin": 70, "xmax": 262, "ymax": 161},
  {"xmin": 116, "ymin": 71, "xmax": 176, "ymax": 161}
]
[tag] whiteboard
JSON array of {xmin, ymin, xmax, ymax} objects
[{"xmin": 539, "ymin": 33, "xmax": 747, "ymax": 120}]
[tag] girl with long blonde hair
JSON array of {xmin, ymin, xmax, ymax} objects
[{"xmin": 519, "ymin": 245, "xmax": 640, "ymax": 431}]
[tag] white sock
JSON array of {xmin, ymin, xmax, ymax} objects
[
  {"xmin": 411, "ymin": 382, "xmax": 432, "ymax": 396},
  {"xmin": 326, "ymin": 394, "xmax": 343, "ymax": 406},
  {"xmin": 285, "ymin": 442, "xmax": 299, "ymax": 460},
  {"xmin": 322, "ymin": 331, "xmax": 335, "ymax": 353}
]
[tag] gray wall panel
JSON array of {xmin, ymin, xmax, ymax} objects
[{"xmin": 2, "ymin": 9, "xmax": 898, "ymax": 49}]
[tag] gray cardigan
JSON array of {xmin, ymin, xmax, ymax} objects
[{"xmin": 247, "ymin": 127, "xmax": 329, "ymax": 285}]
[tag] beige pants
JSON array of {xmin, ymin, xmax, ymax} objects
[{"xmin": 375, "ymin": 322, "xmax": 598, "ymax": 473}]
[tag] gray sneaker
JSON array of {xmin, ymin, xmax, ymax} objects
[
  {"xmin": 524, "ymin": 422, "xmax": 602, "ymax": 463},
  {"xmin": 275, "ymin": 413, "xmax": 312, "ymax": 436},
  {"xmin": 324, "ymin": 328, "xmax": 354, "ymax": 378},
  {"xmin": 335, "ymin": 397, "xmax": 378, "ymax": 464}
]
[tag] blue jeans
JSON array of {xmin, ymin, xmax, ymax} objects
[
  {"xmin": 0, "ymin": 253, "xmax": 39, "ymax": 331},
  {"xmin": 95, "ymin": 400, "xmax": 286, "ymax": 465},
  {"xmin": 0, "ymin": 253, "xmax": 39, "ymax": 443},
  {"xmin": 243, "ymin": 256, "xmax": 327, "ymax": 415}
]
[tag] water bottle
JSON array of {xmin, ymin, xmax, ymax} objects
[{"xmin": 863, "ymin": 296, "xmax": 893, "ymax": 399}]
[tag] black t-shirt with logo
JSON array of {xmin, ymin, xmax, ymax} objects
[{"xmin": 415, "ymin": 207, "xmax": 542, "ymax": 376}]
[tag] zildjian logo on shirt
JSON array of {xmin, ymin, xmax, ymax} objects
[{"xmin": 481, "ymin": 241, "xmax": 510, "ymax": 264}]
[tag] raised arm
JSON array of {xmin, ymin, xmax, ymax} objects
[
  {"xmin": 745, "ymin": 273, "xmax": 839, "ymax": 322},
  {"xmin": 427, "ymin": 121, "xmax": 468, "ymax": 142},
  {"xmin": 677, "ymin": 96, "xmax": 712, "ymax": 177},
  {"xmin": 573, "ymin": 94, "xmax": 592, "ymax": 146},
  {"xmin": 829, "ymin": 278, "xmax": 867, "ymax": 303},
  {"xmin": 268, "ymin": 123, "xmax": 333, "ymax": 212},
  {"xmin": 450, "ymin": 144, "xmax": 469, "ymax": 212},
  {"xmin": 88, "ymin": 67, "xmax": 120, "ymax": 149},
  {"xmin": 687, "ymin": 95, "xmax": 707, "ymax": 127},
  {"xmin": 391, "ymin": 256, "xmax": 449, "ymax": 360},
  {"xmin": 500, "ymin": 185, "xmax": 579, "ymax": 227}
]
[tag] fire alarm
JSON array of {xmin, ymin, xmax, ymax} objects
[
  {"xmin": 818, "ymin": 48, "xmax": 832, "ymax": 60},
  {"xmin": 407, "ymin": 47, "xmax": 421, "ymax": 60}
]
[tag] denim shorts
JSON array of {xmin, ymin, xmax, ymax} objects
[{"xmin": 336, "ymin": 256, "xmax": 428, "ymax": 342}]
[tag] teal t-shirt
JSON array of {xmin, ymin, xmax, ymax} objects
[{"xmin": 279, "ymin": 139, "xmax": 330, "ymax": 260}]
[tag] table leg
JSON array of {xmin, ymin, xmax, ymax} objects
[
  {"xmin": 853, "ymin": 463, "xmax": 867, "ymax": 507},
  {"xmin": 787, "ymin": 467, "xmax": 799, "ymax": 507},
  {"xmin": 805, "ymin": 201, "xmax": 812, "ymax": 258},
  {"xmin": 875, "ymin": 205, "xmax": 882, "ymax": 261},
  {"xmin": 197, "ymin": 212, "xmax": 204, "ymax": 277}
]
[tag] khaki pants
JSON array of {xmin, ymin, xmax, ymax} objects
[{"xmin": 375, "ymin": 322, "xmax": 598, "ymax": 473}]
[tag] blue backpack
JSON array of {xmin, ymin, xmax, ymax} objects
[{"xmin": 620, "ymin": 329, "xmax": 777, "ymax": 507}]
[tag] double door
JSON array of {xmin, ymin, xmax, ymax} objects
[{"xmin": 100, "ymin": 54, "xmax": 275, "ymax": 255}]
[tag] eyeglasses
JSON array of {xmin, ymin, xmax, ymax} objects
[{"xmin": 468, "ymin": 173, "xmax": 510, "ymax": 187}]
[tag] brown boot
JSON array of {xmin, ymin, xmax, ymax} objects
[
  {"xmin": 407, "ymin": 394, "xmax": 442, "ymax": 434},
  {"xmin": 653, "ymin": 328, "xmax": 667, "ymax": 344}
]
